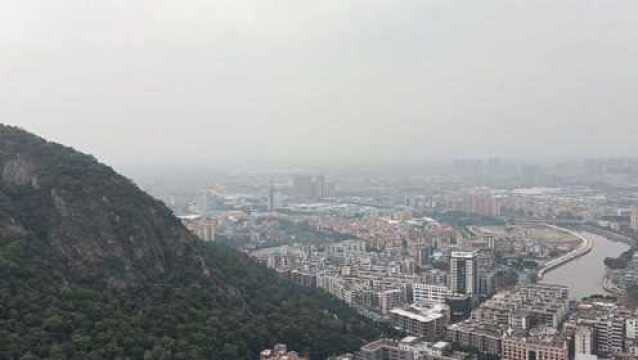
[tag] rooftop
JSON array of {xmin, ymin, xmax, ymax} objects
[
  {"xmin": 391, "ymin": 308, "xmax": 445, "ymax": 323},
  {"xmin": 450, "ymin": 251, "xmax": 478, "ymax": 258},
  {"xmin": 447, "ymin": 320, "xmax": 506, "ymax": 339}
]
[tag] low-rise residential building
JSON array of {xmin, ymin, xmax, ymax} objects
[
  {"xmin": 446, "ymin": 285, "xmax": 570, "ymax": 358},
  {"xmin": 501, "ymin": 329, "xmax": 569, "ymax": 360},
  {"xmin": 357, "ymin": 339, "xmax": 414, "ymax": 360},
  {"xmin": 446, "ymin": 295, "xmax": 473, "ymax": 323},
  {"xmin": 260, "ymin": 344, "xmax": 307, "ymax": 360},
  {"xmin": 181, "ymin": 216, "xmax": 217, "ymax": 241},
  {"xmin": 575, "ymin": 325, "xmax": 595, "ymax": 355},
  {"xmin": 446, "ymin": 320, "xmax": 504, "ymax": 356},
  {"xmin": 472, "ymin": 284, "xmax": 569, "ymax": 329},
  {"xmin": 626, "ymin": 318, "xmax": 638, "ymax": 340},
  {"xmin": 382, "ymin": 289, "xmax": 406, "ymax": 315},
  {"xmin": 289, "ymin": 270, "xmax": 317, "ymax": 288},
  {"xmin": 413, "ymin": 283, "xmax": 452, "ymax": 305},
  {"xmin": 423, "ymin": 270, "xmax": 449, "ymax": 287},
  {"xmin": 400, "ymin": 338, "xmax": 471, "ymax": 360},
  {"xmin": 355, "ymin": 338, "xmax": 470, "ymax": 360},
  {"xmin": 327, "ymin": 239, "xmax": 367, "ymax": 262},
  {"xmin": 390, "ymin": 304, "xmax": 450, "ymax": 340}
]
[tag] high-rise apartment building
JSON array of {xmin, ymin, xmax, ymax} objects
[
  {"xmin": 381, "ymin": 289, "xmax": 405, "ymax": 315},
  {"xmin": 462, "ymin": 193, "xmax": 501, "ymax": 217},
  {"xmin": 292, "ymin": 175, "xmax": 333, "ymax": 200},
  {"xmin": 594, "ymin": 317, "xmax": 626, "ymax": 356},
  {"xmin": 293, "ymin": 175, "xmax": 315, "ymax": 200},
  {"xmin": 576, "ymin": 301, "xmax": 630, "ymax": 356},
  {"xmin": 315, "ymin": 175, "xmax": 326, "ymax": 199},
  {"xmin": 631, "ymin": 208, "xmax": 638, "ymax": 231},
  {"xmin": 268, "ymin": 181, "xmax": 278, "ymax": 211},
  {"xmin": 626, "ymin": 318, "xmax": 638, "ymax": 340},
  {"xmin": 575, "ymin": 326, "xmax": 595, "ymax": 355},
  {"xmin": 449, "ymin": 251, "xmax": 479, "ymax": 296}
]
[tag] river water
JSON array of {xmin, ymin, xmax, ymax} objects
[{"xmin": 542, "ymin": 232, "xmax": 630, "ymax": 300}]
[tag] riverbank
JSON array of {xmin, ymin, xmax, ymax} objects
[
  {"xmin": 541, "ymin": 231, "xmax": 630, "ymax": 299},
  {"xmin": 537, "ymin": 225, "xmax": 593, "ymax": 280},
  {"xmin": 603, "ymin": 274, "xmax": 623, "ymax": 296},
  {"xmin": 581, "ymin": 225, "xmax": 636, "ymax": 247}
]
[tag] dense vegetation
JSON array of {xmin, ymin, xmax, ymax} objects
[
  {"xmin": 626, "ymin": 283, "xmax": 638, "ymax": 304},
  {"xmin": 0, "ymin": 242, "xmax": 385, "ymax": 360},
  {"xmin": 276, "ymin": 219, "xmax": 352, "ymax": 245},
  {"xmin": 604, "ymin": 247, "xmax": 636, "ymax": 269},
  {"xmin": 0, "ymin": 125, "xmax": 387, "ymax": 359},
  {"xmin": 497, "ymin": 269, "xmax": 520, "ymax": 289},
  {"xmin": 431, "ymin": 211, "xmax": 506, "ymax": 227}
]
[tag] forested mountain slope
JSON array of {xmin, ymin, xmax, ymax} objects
[{"xmin": 0, "ymin": 125, "xmax": 386, "ymax": 360}]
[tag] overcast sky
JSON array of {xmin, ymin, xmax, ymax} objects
[{"xmin": 2, "ymin": 0, "xmax": 638, "ymax": 172}]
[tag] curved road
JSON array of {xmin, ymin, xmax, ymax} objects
[{"xmin": 537, "ymin": 225, "xmax": 593, "ymax": 279}]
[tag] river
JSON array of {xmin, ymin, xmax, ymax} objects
[{"xmin": 541, "ymin": 231, "xmax": 630, "ymax": 300}]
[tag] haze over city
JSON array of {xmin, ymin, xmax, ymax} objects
[
  {"xmin": 6, "ymin": 1, "xmax": 638, "ymax": 360},
  {"xmin": 3, "ymin": 0, "xmax": 638, "ymax": 174}
]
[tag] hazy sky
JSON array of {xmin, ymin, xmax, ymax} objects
[{"xmin": 2, "ymin": 0, "xmax": 638, "ymax": 172}]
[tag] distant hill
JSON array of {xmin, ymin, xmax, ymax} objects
[{"xmin": 0, "ymin": 125, "xmax": 386, "ymax": 360}]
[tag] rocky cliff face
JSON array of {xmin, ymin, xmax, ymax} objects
[{"xmin": 0, "ymin": 125, "xmax": 207, "ymax": 288}]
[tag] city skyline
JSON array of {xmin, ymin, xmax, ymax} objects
[{"xmin": 4, "ymin": 1, "xmax": 638, "ymax": 359}]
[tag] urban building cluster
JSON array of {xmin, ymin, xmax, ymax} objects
[
  {"xmin": 252, "ymin": 237, "xmax": 506, "ymax": 326},
  {"xmin": 331, "ymin": 337, "xmax": 471, "ymax": 360},
  {"xmin": 260, "ymin": 344, "xmax": 308, "ymax": 360},
  {"xmin": 306, "ymin": 214, "xmax": 457, "ymax": 252},
  {"xmin": 565, "ymin": 298, "xmax": 636, "ymax": 358},
  {"xmin": 155, "ymin": 163, "xmax": 638, "ymax": 360},
  {"xmin": 445, "ymin": 285, "xmax": 638, "ymax": 360},
  {"xmin": 321, "ymin": 285, "xmax": 638, "ymax": 360},
  {"xmin": 448, "ymin": 284, "xmax": 570, "ymax": 358}
]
